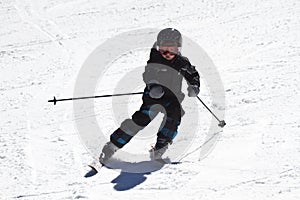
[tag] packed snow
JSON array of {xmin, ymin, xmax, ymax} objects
[{"xmin": 0, "ymin": 0, "xmax": 299, "ymax": 199}]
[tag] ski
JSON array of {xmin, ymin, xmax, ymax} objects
[
  {"xmin": 84, "ymin": 159, "xmax": 104, "ymax": 178},
  {"xmin": 154, "ymin": 157, "xmax": 181, "ymax": 165}
]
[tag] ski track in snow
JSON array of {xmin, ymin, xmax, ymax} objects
[{"xmin": 0, "ymin": 0, "xmax": 299, "ymax": 199}]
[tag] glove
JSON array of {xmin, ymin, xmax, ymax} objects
[
  {"xmin": 149, "ymin": 84, "xmax": 165, "ymax": 99},
  {"xmin": 187, "ymin": 85, "xmax": 199, "ymax": 97}
]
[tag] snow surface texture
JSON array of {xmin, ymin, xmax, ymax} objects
[{"xmin": 0, "ymin": 0, "xmax": 299, "ymax": 199}]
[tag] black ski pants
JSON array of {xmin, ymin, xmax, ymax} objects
[{"xmin": 110, "ymin": 88, "xmax": 183, "ymax": 150}]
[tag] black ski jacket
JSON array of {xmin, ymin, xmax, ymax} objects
[{"xmin": 143, "ymin": 48, "xmax": 200, "ymax": 102}]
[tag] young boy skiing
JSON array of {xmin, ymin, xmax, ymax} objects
[{"xmin": 99, "ymin": 28, "xmax": 200, "ymax": 164}]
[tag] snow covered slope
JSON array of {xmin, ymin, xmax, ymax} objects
[{"xmin": 0, "ymin": 0, "xmax": 299, "ymax": 199}]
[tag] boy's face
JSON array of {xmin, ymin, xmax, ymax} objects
[{"xmin": 158, "ymin": 45, "xmax": 179, "ymax": 60}]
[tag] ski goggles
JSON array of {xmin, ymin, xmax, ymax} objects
[{"xmin": 157, "ymin": 45, "xmax": 181, "ymax": 56}]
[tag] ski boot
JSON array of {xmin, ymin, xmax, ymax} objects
[
  {"xmin": 149, "ymin": 144, "xmax": 169, "ymax": 160},
  {"xmin": 99, "ymin": 141, "xmax": 119, "ymax": 164}
]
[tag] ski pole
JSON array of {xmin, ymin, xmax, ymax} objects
[
  {"xmin": 48, "ymin": 92, "xmax": 144, "ymax": 105},
  {"xmin": 196, "ymin": 96, "xmax": 226, "ymax": 128}
]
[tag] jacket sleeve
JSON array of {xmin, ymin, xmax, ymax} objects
[{"xmin": 176, "ymin": 56, "xmax": 200, "ymax": 87}]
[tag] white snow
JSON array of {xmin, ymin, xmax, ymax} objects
[{"xmin": 0, "ymin": 0, "xmax": 300, "ymax": 199}]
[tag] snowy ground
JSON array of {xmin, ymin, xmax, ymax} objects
[{"xmin": 1, "ymin": 0, "xmax": 300, "ymax": 199}]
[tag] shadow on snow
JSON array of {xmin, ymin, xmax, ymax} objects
[{"xmin": 106, "ymin": 159, "xmax": 176, "ymax": 191}]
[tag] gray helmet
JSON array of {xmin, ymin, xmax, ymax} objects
[{"xmin": 157, "ymin": 28, "xmax": 182, "ymax": 47}]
